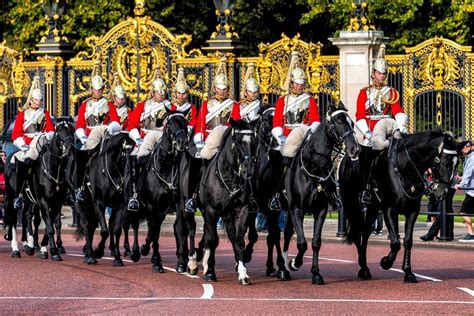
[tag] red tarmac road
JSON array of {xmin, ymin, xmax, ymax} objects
[{"xmin": 0, "ymin": 234, "xmax": 473, "ymax": 314}]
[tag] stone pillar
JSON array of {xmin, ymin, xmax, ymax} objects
[{"xmin": 330, "ymin": 31, "xmax": 387, "ymax": 139}]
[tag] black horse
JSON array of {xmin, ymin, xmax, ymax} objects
[
  {"xmin": 3, "ymin": 119, "xmax": 75, "ymax": 260},
  {"xmin": 340, "ymin": 130, "xmax": 460, "ymax": 283},
  {"xmin": 74, "ymin": 131, "xmax": 133, "ymax": 265},
  {"xmin": 282, "ymin": 102, "xmax": 360, "ymax": 285},
  {"xmin": 196, "ymin": 119, "xmax": 257, "ymax": 285},
  {"xmin": 129, "ymin": 111, "xmax": 189, "ymax": 273}
]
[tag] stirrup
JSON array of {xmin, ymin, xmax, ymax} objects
[
  {"xmin": 75, "ymin": 189, "xmax": 85, "ymax": 203},
  {"xmin": 127, "ymin": 195, "xmax": 139, "ymax": 211},
  {"xmin": 268, "ymin": 194, "xmax": 281, "ymax": 211},
  {"xmin": 184, "ymin": 198, "xmax": 197, "ymax": 213},
  {"xmin": 13, "ymin": 197, "xmax": 24, "ymax": 210}
]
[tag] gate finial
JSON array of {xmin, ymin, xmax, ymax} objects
[{"xmin": 134, "ymin": 0, "xmax": 145, "ymax": 17}]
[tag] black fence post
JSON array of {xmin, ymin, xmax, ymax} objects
[
  {"xmin": 337, "ymin": 206, "xmax": 346, "ymax": 237},
  {"xmin": 439, "ymin": 198, "xmax": 449, "ymax": 241}
]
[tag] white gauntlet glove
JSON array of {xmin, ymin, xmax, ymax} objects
[{"xmin": 107, "ymin": 121, "xmax": 121, "ymax": 135}]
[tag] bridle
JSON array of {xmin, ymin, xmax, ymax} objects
[{"xmin": 216, "ymin": 128, "xmax": 256, "ymax": 197}]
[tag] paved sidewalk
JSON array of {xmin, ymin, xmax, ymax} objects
[{"xmin": 51, "ymin": 206, "xmax": 474, "ymax": 250}]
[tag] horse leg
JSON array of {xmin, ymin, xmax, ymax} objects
[
  {"xmin": 289, "ymin": 208, "xmax": 307, "ymax": 271},
  {"xmin": 140, "ymin": 222, "xmax": 152, "ymax": 256},
  {"xmin": 129, "ymin": 214, "xmax": 141, "ymax": 262},
  {"xmin": 356, "ymin": 225, "xmax": 373, "ymax": 280},
  {"xmin": 310, "ymin": 209, "xmax": 327, "ymax": 285},
  {"xmin": 235, "ymin": 208, "xmax": 251, "ymax": 285},
  {"xmin": 24, "ymin": 205, "xmax": 36, "ymax": 256},
  {"xmin": 202, "ymin": 210, "xmax": 219, "ymax": 282},
  {"xmin": 93, "ymin": 202, "xmax": 108, "ymax": 259},
  {"xmin": 55, "ymin": 211, "xmax": 66, "ymax": 254},
  {"xmin": 174, "ymin": 209, "xmax": 189, "ymax": 273},
  {"xmin": 122, "ymin": 221, "xmax": 131, "ymax": 258},
  {"xmin": 186, "ymin": 214, "xmax": 198, "ymax": 275},
  {"xmin": 44, "ymin": 203, "xmax": 63, "ymax": 261},
  {"xmin": 111, "ymin": 208, "xmax": 124, "ymax": 267},
  {"xmin": 380, "ymin": 207, "xmax": 401, "ymax": 271},
  {"xmin": 108, "ymin": 209, "xmax": 116, "ymax": 257},
  {"xmin": 10, "ymin": 226, "xmax": 21, "ymax": 258},
  {"xmin": 282, "ymin": 211, "xmax": 294, "ymax": 273},
  {"xmin": 33, "ymin": 206, "xmax": 41, "ymax": 250},
  {"xmin": 243, "ymin": 212, "xmax": 258, "ymax": 264},
  {"xmin": 151, "ymin": 213, "xmax": 166, "ymax": 273},
  {"xmin": 401, "ymin": 210, "xmax": 419, "ymax": 283}
]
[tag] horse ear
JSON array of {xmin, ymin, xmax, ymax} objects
[
  {"xmin": 229, "ymin": 118, "xmax": 236, "ymax": 127},
  {"xmin": 338, "ymin": 101, "xmax": 347, "ymax": 111},
  {"xmin": 165, "ymin": 105, "xmax": 172, "ymax": 115}
]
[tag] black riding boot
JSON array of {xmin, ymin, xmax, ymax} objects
[
  {"xmin": 75, "ymin": 149, "xmax": 90, "ymax": 203},
  {"xmin": 269, "ymin": 156, "xmax": 290, "ymax": 211},
  {"xmin": 184, "ymin": 157, "xmax": 206, "ymax": 213},
  {"xmin": 127, "ymin": 156, "xmax": 147, "ymax": 211},
  {"xmin": 14, "ymin": 159, "xmax": 32, "ymax": 210}
]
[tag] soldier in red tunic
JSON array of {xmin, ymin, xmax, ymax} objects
[
  {"xmin": 11, "ymin": 78, "xmax": 54, "ymax": 209},
  {"xmin": 269, "ymin": 52, "xmax": 321, "ymax": 211},
  {"xmin": 127, "ymin": 77, "xmax": 172, "ymax": 211},
  {"xmin": 74, "ymin": 75, "xmax": 121, "ymax": 201},
  {"xmin": 184, "ymin": 61, "xmax": 241, "ymax": 213},
  {"xmin": 171, "ymin": 67, "xmax": 198, "ymax": 135},
  {"xmin": 111, "ymin": 84, "xmax": 130, "ymax": 130},
  {"xmin": 355, "ymin": 44, "xmax": 407, "ymax": 145}
]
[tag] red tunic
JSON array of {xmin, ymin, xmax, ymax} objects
[
  {"xmin": 113, "ymin": 102, "xmax": 131, "ymax": 130},
  {"xmin": 194, "ymin": 99, "xmax": 241, "ymax": 140},
  {"xmin": 355, "ymin": 86, "xmax": 404, "ymax": 132},
  {"xmin": 12, "ymin": 109, "xmax": 54, "ymax": 145},
  {"xmin": 75, "ymin": 98, "xmax": 120, "ymax": 136},
  {"xmin": 273, "ymin": 94, "xmax": 320, "ymax": 136},
  {"xmin": 171, "ymin": 102, "xmax": 198, "ymax": 128}
]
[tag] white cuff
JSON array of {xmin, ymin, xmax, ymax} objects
[
  {"xmin": 193, "ymin": 132, "xmax": 204, "ymax": 144},
  {"xmin": 129, "ymin": 128, "xmax": 142, "ymax": 143},
  {"xmin": 355, "ymin": 119, "xmax": 370, "ymax": 135},
  {"xmin": 107, "ymin": 121, "xmax": 121, "ymax": 134},
  {"xmin": 310, "ymin": 121, "xmax": 320, "ymax": 133},
  {"xmin": 13, "ymin": 137, "xmax": 26, "ymax": 149},
  {"xmin": 75, "ymin": 128, "xmax": 86, "ymax": 141},
  {"xmin": 271, "ymin": 127, "xmax": 283, "ymax": 139},
  {"xmin": 395, "ymin": 113, "xmax": 408, "ymax": 127}
]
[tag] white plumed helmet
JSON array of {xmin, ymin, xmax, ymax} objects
[
  {"xmin": 290, "ymin": 67, "xmax": 306, "ymax": 85},
  {"xmin": 91, "ymin": 75, "xmax": 104, "ymax": 90},
  {"xmin": 152, "ymin": 78, "xmax": 167, "ymax": 94},
  {"xmin": 114, "ymin": 85, "xmax": 125, "ymax": 98},
  {"xmin": 245, "ymin": 78, "xmax": 259, "ymax": 93},
  {"xmin": 373, "ymin": 44, "xmax": 387, "ymax": 74},
  {"xmin": 175, "ymin": 68, "xmax": 188, "ymax": 93},
  {"xmin": 31, "ymin": 88, "xmax": 43, "ymax": 100}
]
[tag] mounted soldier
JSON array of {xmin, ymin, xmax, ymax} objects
[
  {"xmin": 184, "ymin": 58, "xmax": 241, "ymax": 213},
  {"xmin": 11, "ymin": 76, "xmax": 54, "ymax": 210},
  {"xmin": 239, "ymin": 63, "xmax": 262, "ymax": 124},
  {"xmin": 171, "ymin": 67, "xmax": 198, "ymax": 135},
  {"xmin": 74, "ymin": 65, "xmax": 122, "ymax": 202},
  {"xmin": 109, "ymin": 73, "xmax": 130, "ymax": 130},
  {"xmin": 269, "ymin": 51, "xmax": 321, "ymax": 211},
  {"xmin": 355, "ymin": 44, "xmax": 408, "ymax": 147},
  {"xmin": 127, "ymin": 69, "xmax": 172, "ymax": 211}
]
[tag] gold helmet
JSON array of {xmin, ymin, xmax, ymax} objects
[
  {"xmin": 373, "ymin": 44, "xmax": 387, "ymax": 74},
  {"xmin": 31, "ymin": 88, "xmax": 43, "ymax": 100},
  {"xmin": 114, "ymin": 85, "xmax": 126, "ymax": 99},
  {"xmin": 213, "ymin": 57, "xmax": 228, "ymax": 90},
  {"xmin": 175, "ymin": 67, "xmax": 188, "ymax": 94},
  {"xmin": 152, "ymin": 78, "xmax": 167, "ymax": 94},
  {"xmin": 241, "ymin": 63, "xmax": 259, "ymax": 99},
  {"xmin": 21, "ymin": 75, "xmax": 42, "ymax": 111},
  {"xmin": 109, "ymin": 73, "xmax": 125, "ymax": 99},
  {"xmin": 91, "ymin": 59, "xmax": 104, "ymax": 90}
]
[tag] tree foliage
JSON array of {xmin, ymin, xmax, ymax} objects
[{"xmin": 1, "ymin": 0, "xmax": 473, "ymax": 57}]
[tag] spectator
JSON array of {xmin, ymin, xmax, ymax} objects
[
  {"xmin": 454, "ymin": 140, "xmax": 474, "ymax": 242},
  {"xmin": 0, "ymin": 150, "xmax": 5, "ymax": 223},
  {"xmin": 371, "ymin": 210, "xmax": 384, "ymax": 235}
]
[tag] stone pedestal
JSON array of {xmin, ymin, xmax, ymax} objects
[{"xmin": 330, "ymin": 31, "xmax": 388, "ymax": 129}]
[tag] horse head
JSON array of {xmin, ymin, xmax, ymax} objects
[
  {"xmin": 325, "ymin": 102, "xmax": 360, "ymax": 158},
  {"xmin": 430, "ymin": 132, "xmax": 460, "ymax": 201},
  {"xmin": 228, "ymin": 118, "xmax": 257, "ymax": 180},
  {"xmin": 52, "ymin": 118, "xmax": 75, "ymax": 158},
  {"xmin": 163, "ymin": 110, "xmax": 189, "ymax": 153},
  {"xmin": 256, "ymin": 106, "xmax": 275, "ymax": 143}
]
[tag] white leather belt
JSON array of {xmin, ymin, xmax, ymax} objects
[
  {"xmin": 367, "ymin": 115, "xmax": 391, "ymax": 120},
  {"xmin": 284, "ymin": 123, "xmax": 305, "ymax": 129},
  {"xmin": 24, "ymin": 132, "xmax": 41, "ymax": 138}
]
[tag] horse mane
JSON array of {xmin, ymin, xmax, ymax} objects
[
  {"xmin": 217, "ymin": 120, "xmax": 254, "ymax": 152},
  {"xmin": 398, "ymin": 130, "xmax": 444, "ymax": 148},
  {"xmin": 101, "ymin": 132, "xmax": 130, "ymax": 153}
]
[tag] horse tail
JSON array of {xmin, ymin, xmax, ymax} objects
[{"xmin": 74, "ymin": 225, "xmax": 85, "ymax": 241}]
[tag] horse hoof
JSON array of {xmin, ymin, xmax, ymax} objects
[
  {"xmin": 380, "ymin": 256, "xmax": 393, "ymax": 270},
  {"xmin": 11, "ymin": 250, "xmax": 21, "ymax": 258},
  {"xmin": 358, "ymin": 268, "xmax": 372, "ymax": 280},
  {"xmin": 266, "ymin": 268, "xmax": 277, "ymax": 277},
  {"xmin": 404, "ymin": 274, "xmax": 418, "ymax": 283},
  {"xmin": 187, "ymin": 267, "xmax": 198, "ymax": 275},
  {"xmin": 153, "ymin": 264, "xmax": 165, "ymax": 273},
  {"xmin": 58, "ymin": 246, "xmax": 66, "ymax": 254},
  {"xmin": 239, "ymin": 277, "xmax": 251, "ymax": 285},
  {"xmin": 52, "ymin": 255, "xmax": 63, "ymax": 262},
  {"xmin": 113, "ymin": 259, "xmax": 124, "ymax": 267},
  {"xmin": 86, "ymin": 257, "xmax": 98, "ymax": 265},
  {"xmin": 140, "ymin": 244, "xmax": 150, "ymax": 256},
  {"xmin": 204, "ymin": 273, "xmax": 217, "ymax": 282},
  {"xmin": 93, "ymin": 248, "xmax": 104, "ymax": 259},
  {"xmin": 24, "ymin": 245, "xmax": 35, "ymax": 256},
  {"xmin": 289, "ymin": 258, "xmax": 299, "ymax": 272},
  {"xmin": 312, "ymin": 275, "xmax": 325, "ymax": 285},
  {"xmin": 176, "ymin": 264, "xmax": 186, "ymax": 273},
  {"xmin": 130, "ymin": 251, "xmax": 141, "ymax": 263},
  {"xmin": 38, "ymin": 252, "xmax": 48, "ymax": 260},
  {"xmin": 277, "ymin": 269, "xmax": 291, "ymax": 281},
  {"xmin": 123, "ymin": 250, "xmax": 132, "ymax": 258}
]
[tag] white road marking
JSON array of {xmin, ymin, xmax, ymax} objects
[
  {"xmin": 299, "ymin": 254, "xmax": 355, "ymax": 263},
  {"xmin": 458, "ymin": 287, "xmax": 474, "ymax": 297},
  {"xmin": 66, "ymin": 253, "xmax": 200, "ymax": 278},
  {"xmin": 200, "ymin": 284, "xmax": 214, "ymax": 299},
  {"xmin": 387, "ymin": 268, "xmax": 442, "ymax": 282},
  {"xmin": 0, "ymin": 296, "xmax": 472, "ymax": 304}
]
